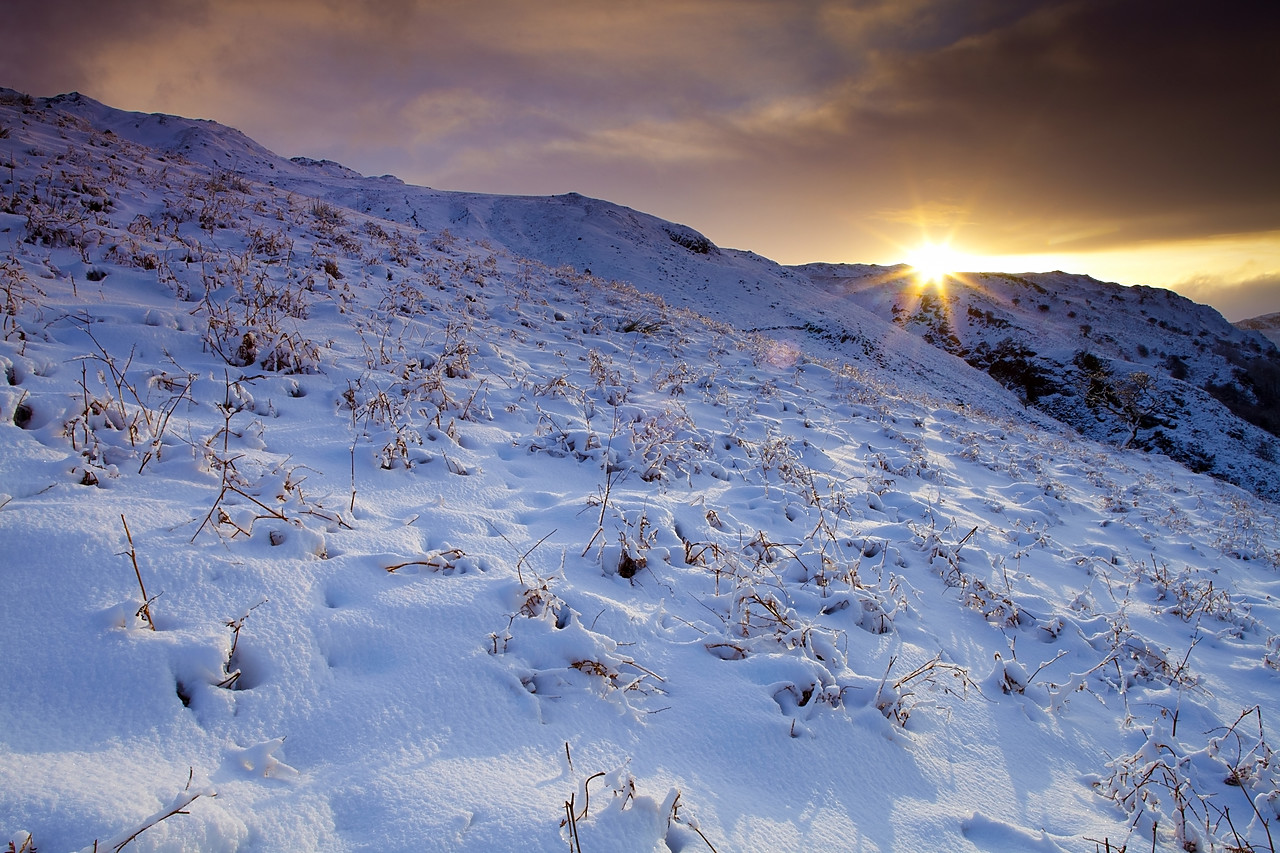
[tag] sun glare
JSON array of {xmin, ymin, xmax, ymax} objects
[{"xmin": 907, "ymin": 242, "xmax": 965, "ymax": 284}]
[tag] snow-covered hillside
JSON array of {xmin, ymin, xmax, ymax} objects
[
  {"xmin": 798, "ymin": 263, "xmax": 1280, "ymax": 500},
  {"xmin": 1237, "ymin": 312, "xmax": 1280, "ymax": 348},
  {"xmin": 33, "ymin": 93, "xmax": 1035, "ymax": 428},
  {"xmin": 2, "ymin": 89, "xmax": 1279, "ymax": 853}
]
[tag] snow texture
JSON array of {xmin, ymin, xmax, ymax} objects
[{"xmin": 2, "ymin": 88, "xmax": 1279, "ymax": 853}]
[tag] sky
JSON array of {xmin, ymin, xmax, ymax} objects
[{"xmin": 4, "ymin": 0, "xmax": 1280, "ymax": 320}]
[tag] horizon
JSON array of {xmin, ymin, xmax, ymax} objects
[{"xmin": 3, "ymin": 0, "xmax": 1279, "ymax": 321}]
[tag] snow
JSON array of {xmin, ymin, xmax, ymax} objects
[
  {"xmin": 1236, "ymin": 312, "xmax": 1280, "ymax": 348},
  {"xmin": 1, "ymin": 89, "xmax": 1279, "ymax": 853},
  {"xmin": 798, "ymin": 262, "xmax": 1280, "ymax": 500}
]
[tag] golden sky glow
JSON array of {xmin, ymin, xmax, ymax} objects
[
  {"xmin": 4, "ymin": 0, "xmax": 1278, "ymax": 319},
  {"xmin": 924, "ymin": 230, "xmax": 1280, "ymax": 321}
]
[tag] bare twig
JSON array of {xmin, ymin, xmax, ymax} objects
[
  {"xmin": 512, "ymin": 529, "xmax": 557, "ymax": 587},
  {"xmin": 384, "ymin": 549, "xmax": 466, "ymax": 573},
  {"xmin": 108, "ymin": 788, "xmax": 212, "ymax": 853},
  {"xmin": 120, "ymin": 515, "xmax": 155, "ymax": 631}
]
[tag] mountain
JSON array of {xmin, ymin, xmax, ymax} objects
[
  {"xmin": 797, "ymin": 263, "xmax": 1280, "ymax": 499},
  {"xmin": 1237, "ymin": 311, "xmax": 1280, "ymax": 348},
  {"xmin": 2, "ymin": 89, "xmax": 1279, "ymax": 853}
]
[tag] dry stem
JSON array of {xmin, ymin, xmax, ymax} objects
[{"xmin": 120, "ymin": 515, "xmax": 155, "ymax": 631}]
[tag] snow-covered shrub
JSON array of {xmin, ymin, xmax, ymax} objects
[
  {"xmin": 874, "ymin": 653, "xmax": 979, "ymax": 727},
  {"xmin": 1214, "ymin": 495, "xmax": 1280, "ymax": 568},
  {"xmin": 197, "ymin": 263, "xmax": 320, "ymax": 374},
  {"xmin": 1093, "ymin": 707, "xmax": 1279, "ymax": 852},
  {"xmin": 0, "ymin": 253, "xmax": 40, "ymax": 338},
  {"xmin": 1264, "ymin": 636, "xmax": 1280, "ymax": 671},
  {"xmin": 561, "ymin": 762, "xmax": 718, "ymax": 853},
  {"xmin": 1137, "ymin": 557, "xmax": 1253, "ymax": 632},
  {"xmin": 622, "ymin": 402, "xmax": 700, "ymax": 482}
]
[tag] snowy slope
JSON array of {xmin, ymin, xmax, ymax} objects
[
  {"xmin": 2, "ymin": 89, "xmax": 1280, "ymax": 853},
  {"xmin": 23, "ymin": 93, "xmax": 1033, "ymax": 431},
  {"xmin": 797, "ymin": 263, "xmax": 1280, "ymax": 500},
  {"xmin": 1237, "ymin": 312, "xmax": 1280, "ymax": 348}
]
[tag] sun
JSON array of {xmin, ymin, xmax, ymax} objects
[{"xmin": 906, "ymin": 242, "xmax": 965, "ymax": 284}]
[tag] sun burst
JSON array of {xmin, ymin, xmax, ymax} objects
[{"xmin": 907, "ymin": 242, "xmax": 965, "ymax": 284}]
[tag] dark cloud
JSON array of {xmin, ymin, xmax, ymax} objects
[
  {"xmin": 843, "ymin": 0, "xmax": 1280, "ymax": 250},
  {"xmin": 2, "ymin": 0, "xmax": 210, "ymax": 93}
]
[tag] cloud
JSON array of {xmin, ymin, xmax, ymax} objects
[
  {"xmin": 1175, "ymin": 273, "xmax": 1280, "ymax": 324},
  {"xmin": 3, "ymin": 0, "xmax": 1277, "ymax": 314},
  {"xmin": 835, "ymin": 0, "xmax": 1280, "ymax": 251},
  {"xmin": 3, "ymin": 0, "xmax": 208, "ymax": 94}
]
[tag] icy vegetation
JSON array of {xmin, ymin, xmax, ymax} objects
[{"xmin": 2, "ymin": 89, "xmax": 1279, "ymax": 853}]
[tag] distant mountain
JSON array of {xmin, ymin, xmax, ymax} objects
[
  {"xmin": 1236, "ymin": 311, "xmax": 1280, "ymax": 347},
  {"xmin": 796, "ymin": 263, "xmax": 1280, "ymax": 498}
]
